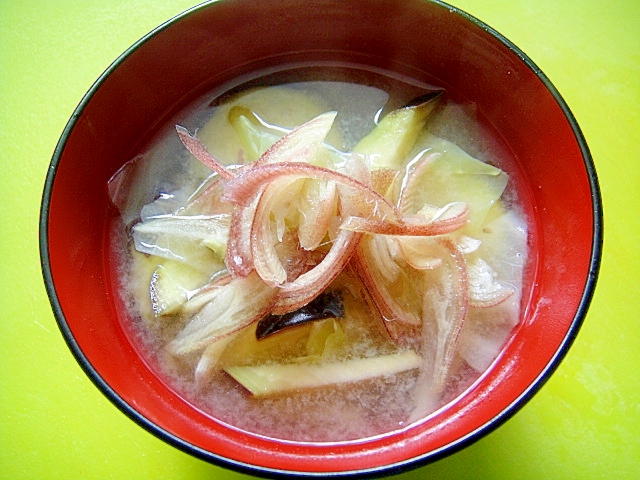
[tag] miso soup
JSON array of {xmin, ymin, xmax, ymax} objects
[{"xmin": 108, "ymin": 67, "xmax": 530, "ymax": 442}]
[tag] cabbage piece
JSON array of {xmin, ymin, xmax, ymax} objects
[
  {"xmin": 400, "ymin": 134, "xmax": 508, "ymax": 234},
  {"xmin": 132, "ymin": 214, "xmax": 230, "ymax": 271},
  {"xmin": 228, "ymin": 106, "xmax": 280, "ymax": 161},
  {"xmin": 469, "ymin": 209, "xmax": 528, "ymax": 291},
  {"xmin": 197, "ymin": 85, "xmax": 335, "ymax": 164}
]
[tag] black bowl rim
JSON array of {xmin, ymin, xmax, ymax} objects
[{"xmin": 39, "ymin": 0, "xmax": 603, "ymax": 478}]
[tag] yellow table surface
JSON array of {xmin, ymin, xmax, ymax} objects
[{"xmin": 1, "ymin": 1, "xmax": 638, "ymax": 478}]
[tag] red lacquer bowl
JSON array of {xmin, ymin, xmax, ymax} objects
[{"xmin": 40, "ymin": 0, "xmax": 602, "ymax": 477}]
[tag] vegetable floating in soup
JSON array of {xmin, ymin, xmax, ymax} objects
[{"xmin": 109, "ymin": 77, "xmax": 529, "ymax": 442}]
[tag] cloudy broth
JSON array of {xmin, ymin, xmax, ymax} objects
[{"xmin": 108, "ymin": 66, "xmax": 531, "ymax": 443}]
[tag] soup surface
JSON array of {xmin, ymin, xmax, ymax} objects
[{"xmin": 109, "ymin": 69, "xmax": 529, "ymax": 442}]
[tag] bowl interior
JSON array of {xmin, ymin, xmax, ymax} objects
[{"xmin": 41, "ymin": 0, "xmax": 600, "ymax": 476}]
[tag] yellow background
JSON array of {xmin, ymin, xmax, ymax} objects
[{"xmin": 1, "ymin": 1, "xmax": 638, "ymax": 478}]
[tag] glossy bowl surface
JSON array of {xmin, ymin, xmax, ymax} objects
[{"xmin": 40, "ymin": 0, "xmax": 602, "ymax": 477}]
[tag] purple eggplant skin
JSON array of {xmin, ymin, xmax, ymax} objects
[{"xmin": 256, "ymin": 291, "xmax": 344, "ymax": 340}]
